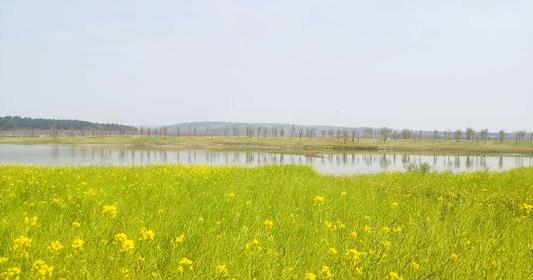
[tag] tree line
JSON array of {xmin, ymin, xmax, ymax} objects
[
  {"xmin": 148, "ymin": 125, "xmax": 532, "ymax": 144},
  {"xmin": 1, "ymin": 117, "xmax": 531, "ymax": 143},
  {"xmin": 0, "ymin": 116, "xmax": 136, "ymax": 131}
]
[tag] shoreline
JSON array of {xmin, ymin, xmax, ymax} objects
[{"xmin": 1, "ymin": 135, "xmax": 533, "ymax": 156}]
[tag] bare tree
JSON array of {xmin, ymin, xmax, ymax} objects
[
  {"xmin": 498, "ymin": 130, "xmax": 505, "ymax": 143},
  {"xmin": 479, "ymin": 129, "xmax": 489, "ymax": 142},
  {"xmin": 401, "ymin": 129, "xmax": 412, "ymax": 141},
  {"xmin": 379, "ymin": 127, "xmax": 390, "ymax": 142},
  {"xmin": 454, "ymin": 129, "xmax": 462, "ymax": 142},
  {"xmin": 465, "ymin": 128, "xmax": 475, "ymax": 141},
  {"xmin": 297, "ymin": 128, "xmax": 304, "ymax": 142},
  {"xmin": 515, "ymin": 131, "xmax": 527, "ymax": 143},
  {"xmin": 364, "ymin": 128, "xmax": 373, "ymax": 139}
]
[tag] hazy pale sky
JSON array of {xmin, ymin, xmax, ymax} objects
[{"xmin": 1, "ymin": 0, "xmax": 531, "ymax": 131}]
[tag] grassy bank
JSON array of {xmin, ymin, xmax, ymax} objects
[
  {"xmin": 2, "ymin": 135, "xmax": 533, "ymax": 155},
  {"xmin": 0, "ymin": 165, "xmax": 532, "ymax": 279}
]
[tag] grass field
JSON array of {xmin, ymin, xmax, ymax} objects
[
  {"xmin": 2, "ymin": 135, "xmax": 533, "ymax": 155},
  {"xmin": 1, "ymin": 165, "xmax": 532, "ymax": 279}
]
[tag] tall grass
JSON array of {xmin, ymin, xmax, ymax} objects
[{"xmin": 0, "ymin": 165, "xmax": 532, "ymax": 279}]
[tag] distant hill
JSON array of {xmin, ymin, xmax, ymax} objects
[{"xmin": 0, "ymin": 116, "xmax": 136, "ymax": 131}]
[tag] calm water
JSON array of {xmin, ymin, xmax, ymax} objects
[{"xmin": 1, "ymin": 144, "xmax": 532, "ymax": 175}]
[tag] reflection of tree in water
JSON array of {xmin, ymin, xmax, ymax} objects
[
  {"xmin": 379, "ymin": 154, "xmax": 389, "ymax": 169},
  {"xmin": 465, "ymin": 156, "xmax": 473, "ymax": 169},
  {"xmin": 118, "ymin": 149, "xmax": 126, "ymax": 162},
  {"xmin": 161, "ymin": 150, "xmax": 168, "ymax": 163},
  {"xmin": 19, "ymin": 146, "xmax": 533, "ymax": 173},
  {"xmin": 363, "ymin": 154, "xmax": 373, "ymax": 167},
  {"xmin": 245, "ymin": 152, "xmax": 254, "ymax": 165},
  {"xmin": 478, "ymin": 156, "xmax": 487, "ymax": 169},
  {"xmin": 454, "ymin": 156, "xmax": 461, "ymax": 168},
  {"xmin": 401, "ymin": 154, "xmax": 410, "ymax": 165},
  {"xmin": 231, "ymin": 152, "xmax": 240, "ymax": 164}
]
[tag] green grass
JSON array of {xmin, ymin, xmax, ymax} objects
[
  {"xmin": 2, "ymin": 135, "xmax": 533, "ymax": 155},
  {"xmin": 1, "ymin": 165, "xmax": 532, "ymax": 279}
]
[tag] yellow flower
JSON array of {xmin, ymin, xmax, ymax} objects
[
  {"xmin": 391, "ymin": 202, "xmax": 399, "ymax": 209},
  {"xmin": 346, "ymin": 249, "xmax": 365, "ymax": 262},
  {"xmin": 313, "ymin": 195, "xmax": 325, "ymax": 206},
  {"xmin": 319, "ymin": 265, "xmax": 334, "ymax": 279},
  {"xmin": 389, "ymin": 271, "xmax": 403, "ymax": 280},
  {"xmin": 24, "ymin": 216, "xmax": 38, "ymax": 226},
  {"xmin": 121, "ymin": 239, "xmax": 135, "ymax": 253},
  {"xmin": 13, "ymin": 235, "xmax": 33, "ymax": 250},
  {"xmin": 114, "ymin": 233, "xmax": 129, "ymax": 243},
  {"xmin": 245, "ymin": 239, "xmax": 262, "ymax": 251},
  {"xmin": 48, "ymin": 241, "xmax": 64, "ymax": 252},
  {"xmin": 363, "ymin": 224, "xmax": 372, "ymax": 233},
  {"xmin": 305, "ymin": 272, "xmax": 317, "ymax": 280},
  {"xmin": 263, "ymin": 220, "xmax": 274, "ymax": 229},
  {"xmin": 0, "ymin": 256, "xmax": 8, "ymax": 264},
  {"xmin": 340, "ymin": 191, "xmax": 348, "ymax": 197},
  {"xmin": 381, "ymin": 240, "xmax": 392, "ymax": 248},
  {"xmin": 325, "ymin": 220, "xmax": 345, "ymax": 230},
  {"xmin": 3, "ymin": 267, "xmax": 21, "ymax": 279},
  {"xmin": 71, "ymin": 221, "xmax": 81, "ymax": 228},
  {"xmin": 102, "ymin": 204, "xmax": 118, "ymax": 217},
  {"xmin": 411, "ymin": 261, "xmax": 420, "ymax": 271},
  {"xmin": 349, "ymin": 231, "xmax": 358, "ymax": 239},
  {"xmin": 178, "ymin": 257, "xmax": 193, "ymax": 272},
  {"xmin": 381, "ymin": 226, "xmax": 391, "ymax": 233},
  {"xmin": 140, "ymin": 228, "xmax": 156, "ymax": 241},
  {"xmin": 451, "ymin": 253, "xmax": 460, "ymax": 262},
  {"xmin": 215, "ymin": 264, "xmax": 228, "ymax": 275},
  {"xmin": 120, "ymin": 267, "xmax": 129, "ymax": 277},
  {"xmin": 72, "ymin": 238, "xmax": 85, "ymax": 251},
  {"xmin": 32, "ymin": 260, "xmax": 54, "ymax": 278},
  {"xmin": 519, "ymin": 203, "xmax": 533, "ymax": 213},
  {"xmin": 227, "ymin": 192, "xmax": 236, "ymax": 198},
  {"xmin": 327, "ymin": 247, "xmax": 338, "ymax": 256},
  {"xmin": 356, "ymin": 267, "xmax": 364, "ymax": 274},
  {"xmin": 172, "ymin": 234, "xmax": 186, "ymax": 246}
]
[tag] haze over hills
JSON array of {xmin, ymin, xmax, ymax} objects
[{"xmin": 2, "ymin": 116, "xmax": 531, "ymax": 140}]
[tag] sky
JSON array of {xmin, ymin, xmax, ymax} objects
[{"xmin": 1, "ymin": 0, "xmax": 532, "ymax": 131}]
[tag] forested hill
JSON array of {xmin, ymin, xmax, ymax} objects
[{"xmin": 0, "ymin": 116, "xmax": 136, "ymax": 131}]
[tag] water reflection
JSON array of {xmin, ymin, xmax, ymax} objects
[{"xmin": 0, "ymin": 144, "xmax": 532, "ymax": 175}]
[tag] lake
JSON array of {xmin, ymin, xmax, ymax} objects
[{"xmin": 0, "ymin": 144, "xmax": 532, "ymax": 175}]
